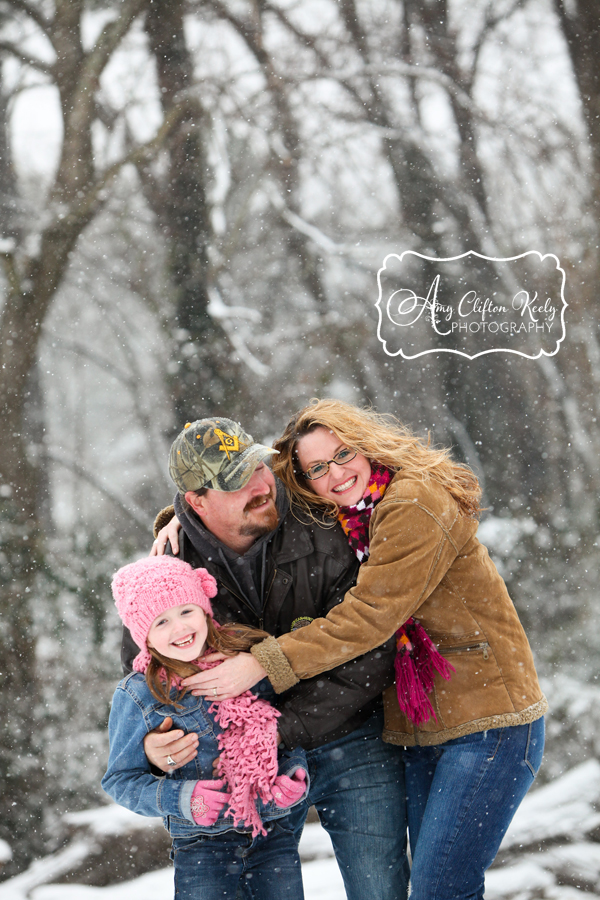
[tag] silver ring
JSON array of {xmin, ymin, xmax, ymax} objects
[{"xmin": 167, "ymin": 755, "xmax": 176, "ymax": 767}]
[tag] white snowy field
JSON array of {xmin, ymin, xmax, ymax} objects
[
  {"xmin": 0, "ymin": 822, "xmax": 345, "ymax": 900},
  {"xmin": 3, "ymin": 759, "xmax": 600, "ymax": 899}
]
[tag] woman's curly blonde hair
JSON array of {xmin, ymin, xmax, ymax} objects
[{"xmin": 272, "ymin": 398, "xmax": 482, "ymax": 521}]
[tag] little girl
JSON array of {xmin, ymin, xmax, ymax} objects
[{"xmin": 102, "ymin": 556, "xmax": 308, "ymax": 900}]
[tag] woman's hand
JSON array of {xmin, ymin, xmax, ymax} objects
[
  {"xmin": 182, "ymin": 653, "xmax": 267, "ymax": 700},
  {"xmin": 150, "ymin": 516, "xmax": 181, "ymax": 556}
]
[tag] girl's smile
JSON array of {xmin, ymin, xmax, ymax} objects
[
  {"xmin": 296, "ymin": 427, "xmax": 372, "ymax": 508},
  {"xmin": 147, "ymin": 604, "xmax": 209, "ymax": 662}
]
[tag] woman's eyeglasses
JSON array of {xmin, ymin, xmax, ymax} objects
[{"xmin": 303, "ymin": 448, "xmax": 358, "ymax": 481}]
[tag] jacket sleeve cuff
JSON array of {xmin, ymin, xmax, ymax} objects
[
  {"xmin": 154, "ymin": 505, "xmax": 175, "ymax": 538},
  {"xmin": 179, "ymin": 779, "xmax": 196, "ymax": 823},
  {"xmin": 155, "ymin": 776, "xmax": 196, "ymax": 822},
  {"xmin": 251, "ymin": 637, "xmax": 299, "ymax": 693}
]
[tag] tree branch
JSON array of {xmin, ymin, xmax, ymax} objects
[
  {"xmin": 0, "ymin": 0, "xmax": 52, "ymax": 36},
  {"xmin": 0, "ymin": 243, "xmax": 21, "ymax": 297},
  {"xmin": 46, "ymin": 96, "xmax": 195, "ymax": 237},
  {"xmin": 471, "ymin": 0, "xmax": 527, "ymax": 80},
  {"xmin": 81, "ymin": 0, "xmax": 149, "ymax": 88},
  {"xmin": 46, "ymin": 451, "xmax": 154, "ymax": 531},
  {"xmin": 0, "ymin": 39, "xmax": 52, "ymax": 75}
]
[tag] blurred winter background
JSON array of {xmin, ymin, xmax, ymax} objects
[{"xmin": 0, "ymin": 0, "xmax": 598, "ymax": 896}]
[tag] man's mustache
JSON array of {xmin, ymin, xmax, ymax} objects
[{"xmin": 244, "ymin": 490, "xmax": 275, "ymax": 512}]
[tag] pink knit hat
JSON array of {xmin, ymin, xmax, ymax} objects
[{"xmin": 112, "ymin": 556, "xmax": 218, "ymax": 673}]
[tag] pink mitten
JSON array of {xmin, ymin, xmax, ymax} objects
[
  {"xmin": 270, "ymin": 769, "xmax": 307, "ymax": 808},
  {"xmin": 190, "ymin": 778, "xmax": 231, "ymax": 825}
]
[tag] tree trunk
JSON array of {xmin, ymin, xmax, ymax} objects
[{"xmin": 144, "ymin": 0, "xmax": 249, "ymax": 423}]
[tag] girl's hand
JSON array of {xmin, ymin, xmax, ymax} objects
[
  {"xmin": 183, "ymin": 653, "xmax": 267, "ymax": 700},
  {"xmin": 270, "ymin": 769, "xmax": 307, "ymax": 808},
  {"xmin": 150, "ymin": 516, "xmax": 181, "ymax": 556},
  {"xmin": 190, "ymin": 779, "xmax": 231, "ymax": 825}
]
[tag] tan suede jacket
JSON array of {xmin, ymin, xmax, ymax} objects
[{"xmin": 252, "ymin": 472, "xmax": 547, "ymax": 746}]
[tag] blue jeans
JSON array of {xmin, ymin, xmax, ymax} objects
[
  {"xmin": 171, "ymin": 820, "xmax": 303, "ymax": 899},
  {"xmin": 405, "ymin": 718, "xmax": 545, "ymax": 900},
  {"xmin": 288, "ymin": 711, "xmax": 409, "ymax": 900}
]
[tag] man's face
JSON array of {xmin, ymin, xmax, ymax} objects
[{"xmin": 186, "ymin": 463, "xmax": 278, "ymax": 554}]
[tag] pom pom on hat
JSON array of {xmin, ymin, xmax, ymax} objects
[
  {"xmin": 132, "ymin": 647, "xmax": 153, "ymax": 674},
  {"xmin": 112, "ymin": 557, "xmax": 217, "ymax": 673}
]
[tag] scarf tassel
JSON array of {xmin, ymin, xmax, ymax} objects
[
  {"xmin": 394, "ymin": 619, "xmax": 455, "ymax": 726},
  {"xmin": 210, "ymin": 697, "xmax": 280, "ymax": 837}
]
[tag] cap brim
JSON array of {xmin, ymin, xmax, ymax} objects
[{"xmin": 208, "ymin": 444, "xmax": 279, "ymax": 492}]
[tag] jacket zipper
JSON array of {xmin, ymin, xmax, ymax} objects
[
  {"xmin": 442, "ymin": 641, "xmax": 490, "ymax": 660},
  {"xmin": 260, "ymin": 569, "xmax": 278, "ymax": 630},
  {"xmin": 181, "ymin": 533, "xmax": 259, "ymax": 622},
  {"xmin": 214, "ymin": 579, "xmax": 260, "ymax": 622}
]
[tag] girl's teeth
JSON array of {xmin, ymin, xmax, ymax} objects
[{"xmin": 174, "ymin": 635, "xmax": 194, "ymax": 647}]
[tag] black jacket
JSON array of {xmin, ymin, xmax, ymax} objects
[{"xmin": 121, "ymin": 502, "xmax": 396, "ymax": 751}]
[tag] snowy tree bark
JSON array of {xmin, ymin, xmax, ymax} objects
[
  {"xmin": 0, "ymin": 0, "xmax": 194, "ymax": 872},
  {"xmin": 144, "ymin": 0, "xmax": 251, "ymax": 422},
  {"xmin": 553, "ymin": 0, "xmax": 600, "ymax": 224}
]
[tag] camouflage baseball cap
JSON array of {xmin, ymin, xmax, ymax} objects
[{"xmin": 169, "ymin": 417, "xmax": 278, "ymax": 493}]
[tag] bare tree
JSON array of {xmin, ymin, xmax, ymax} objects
[{"xmin": 0, "ymin": 0, "xmax": 196, "ymax": 870}]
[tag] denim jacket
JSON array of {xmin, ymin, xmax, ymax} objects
[{"xmin": 102, "ymin": 673, "xmax": 308, "ymax": 838}]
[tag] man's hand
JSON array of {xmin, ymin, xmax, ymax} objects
[
  {"xmin": 182, "ymin": 653, "xmax": 267, "ymax": 700},
  {"xmin": 150, "ymin": 516, "xmax": 182, "ymax": 556},
  {"xmin": 144, "ymin": 716, "xmax": 199, "ymax": 772}
]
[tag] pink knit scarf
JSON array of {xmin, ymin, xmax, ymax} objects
[
  {"xmin": 337, "ymin": 464, "xmax": 454, "ymax": 725},
  {"xmin": 159, "ymin": 660, "xmax": 280, "ymax": 837}
]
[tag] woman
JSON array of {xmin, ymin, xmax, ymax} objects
[{"xmin": 247, "ymin": 398, "xmax": 547, "ymax": 900}]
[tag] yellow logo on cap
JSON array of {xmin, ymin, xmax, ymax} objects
[{"xmin": 214, "ymin": 428, "xmax": 244, "ymax": 459}]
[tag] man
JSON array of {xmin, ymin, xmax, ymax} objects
[{"xmin": 123, "ymin": 417, "xmax": 408, "ymax": 900}]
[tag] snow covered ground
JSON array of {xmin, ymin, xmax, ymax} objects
[
  {"xmin": 4, "ymin": 760, "xmax": 600, "ymax": 898},
  {"xmin": 0, "ymin": 822, "xmax": 345, "ymax": 900}
]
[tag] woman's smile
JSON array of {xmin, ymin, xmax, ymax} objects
[
  {"xmin": 296, "ymin": 427, "xmax": 372, "ymax": 507},
  {"xmin": 332, "ymin": 475, "xmax": 358, "ymax": 494}
]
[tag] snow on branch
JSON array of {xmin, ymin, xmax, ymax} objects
[
  {"xmin": 206, "ymin": 285, "xmax": 268, "ymax": 375},
  {"xmin": 0, "ymin": 39, "xmax": 52, "ymax": 75},
  {"xmin": 0, "ymin": 0, "xmax": 52, "ymax": 37},
  {"xmin": 266, "ymin": 185, "xmax": 377, "ymax": 269},
  {"xmin": 46, "ymin": 451, "xmax": 155, "ymax": 531},
  {"xmin": 207, "ymin": 285, "xmax": 261, "ymax": 323}
]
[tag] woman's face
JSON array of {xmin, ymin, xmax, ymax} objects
[
  {"xmin": 295, "ymin": 426, "xmax": 372, "ymax": 507},
  {"xmin": 147, "ymin": 604, "xmax": 208, "ymax": 662}
]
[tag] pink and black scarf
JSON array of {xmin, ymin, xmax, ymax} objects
[{"xmin": 337, "ymin": 463, "xmax": 454, "ymax": 726}]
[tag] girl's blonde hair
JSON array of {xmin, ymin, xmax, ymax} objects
[
  {"xmin": 146, "ymin": 619, "xmax": 270, "ymax": 707},
  {"xmin": 272, "ymin": 398, "xmax": 482, "ymax": 520}
]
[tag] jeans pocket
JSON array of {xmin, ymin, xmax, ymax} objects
[
  {"xmin": 483, "ymin": 729, "xmax": 503, "ymax": 762},
  {"xmin": 172, "ymin": 834, "xmax": 210, "ymax": 858},
  {"xmin": 450, "ymin": 727, "xmax": 503, "ymax": 760},
  {"xmin": 523, "ymin": 719, "xmax": 545, "ymax": 777},
  {"xmin": 271, "ymin": 818, "xmax": 298, "ymax": 838}
]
